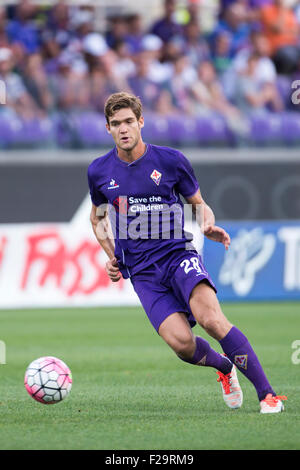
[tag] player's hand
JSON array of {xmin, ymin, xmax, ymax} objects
[
  {"xmin": 106, "ymin": 257, "xmax": 122, "ymax": 282},
  {"xmin": 203, "ymin": 224, "xmax": 231, "ymax": 250}
]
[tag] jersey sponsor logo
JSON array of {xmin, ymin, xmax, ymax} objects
[
  {"xmin": 150, "ymin": 169, "xmax": 162, "ymax": 186},
  {"xmin": 108, "ymin": 179, "xmax": 119, "ymax": 190},
  {"xmin": 234, "ymin": 354, "xmax": 248, "ymax": 370},
  {"xmin": 113, "ymin": 196, "xmax": 128, "ymax": 215}
]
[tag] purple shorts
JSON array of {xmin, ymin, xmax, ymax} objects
[{"xmin": 130, "ymin": 249, "xmax": 217, "ymax": 333}]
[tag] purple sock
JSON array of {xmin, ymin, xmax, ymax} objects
[
  {"xmin": 219, "ymin": 326, "xmax": 276, "ymax": 401},
  {"xmin": 178, "ymin": 336, "xmax": 233, "ymax": 375}
]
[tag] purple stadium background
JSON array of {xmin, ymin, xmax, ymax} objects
[{"xmin": 0, "ymin": 0, "xmax": 299, "ymax": 306}]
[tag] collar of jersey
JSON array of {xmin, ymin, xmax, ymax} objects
[{"xmin": 113, "ymin": 143, "xmax": 149, "ymax": 166}]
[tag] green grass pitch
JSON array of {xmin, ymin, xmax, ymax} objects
[{"xmin": 0, "ymin": 302, "xmax": 299, "ymax": 450}]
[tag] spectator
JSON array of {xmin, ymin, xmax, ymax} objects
[
  {"xmin": 249, "ymin": 0, "xmax": 272, "ymax": 6},
  {"xmin": 21, "ymin": 52, "xmax": 54, "ymax": 112},
  {"xmin": 69, "ymin": 8, "xmax": 94, "ymax": 44},
  {"xmin": 234, "ymin": 51, "xmax": 284, "ymax": 112},
  {"xmin": 0, "ymin": 47, "xmax": 42, "ymax": 119},
  {"xmin": 66, "ymin": 12, "xmax": 107, "ymax": 79},
  {"xmin": 0, "ymin": 6, "xmax": 24, "ymax": 64},
  {"xmin": 139, "ymin": 34, "xmax": 173, "ymax": 84},
  {"xmin": 100, "ymin": 48, "xmax": 133, "ymax": 94},
  {"xmin": 47, "ymin": 1, "xmax": 69, "ymax": 29},
  {"xmin": 82, "ymin": 34, "xmax": 131, "ymax": 112},
  {"xmin": 189, "ymin": 59, "xmax": 249, "ymax": 136},
  {"xmin": 0, "ymin": 7, "xmax": 9, "ymax": 48},
  {"xmin": 211, "ymin": 30, "xmax": 233, "ymax": 76},
  {"xmin": 49, "ymin": 51, "xmax": 88, "ymax": 111},
  {"xmin": 186, "ymin": 0, "xmax": 201, "ymax": 24},
  {"xmin": 6, "ymin": 0, "xmax": 40, "ymax": 54},
  {"xmin": 112, "ymin": 40, "xmax": 136, "ymax": 79},
  {"xmin": 105, "ymin": 16, "xmax": 129, "ymax": 49},
  {"xmin": 246, "ymin": 0, "xmax": 273, "ymax": 24},
  {"xmin": 222, "ymin": 28, "xmax": 278, "ymax": 99},
  {"xmin": 233, "ymin": 29, "xmax": 277, "ymax": 80},
  {"xmin": 88, "ymin": 67, "xmax": 111, "ymax": 113},
  {"xmin": 260, "ymin": 0, "xmax": 300, "ymax": 74},
  {"xmin": 126, "ymin": 14, "xmax": 144, "ymax": 54},
  {"xmin": 0, "ymin": 1, "xmax": 296, "ymax": 149},
  {"xmin": 160, "ymin": 36, "xmax": 182, "ymax": 63},
  {"xmin": 213, "ymin": 2, "xmax": 251, "ymax": 57},
  {"xmin": 182, "ymin": 21, "xmax": 211, "ymax": 68},
  {"xmin": 295, "ymin": 0, "xmax": 300, "ymax": 26},
  {"xmin": 190, "ymin": 60, "xmax": 243, "ymax": 118},
  {"xmin": 218, "ymin": 0, "xmax": 272, "ymax": 21},
  {"xmin": 45, "ymin": 1, "xmax": 72, "ymax": 49},
  {"xmin": 81, "ymin": 32, "xmax": 109, "ymax": 72},
  {"xmin": 168, "ymin": 54, "xmax": 196, "ymax": 113},
  {"xmin": 41, "ymin": 31, "xmax": 62, "ymax": 75},
  {"xmin": 150, "ymin": 0, "xmax": 183, "ymax": 42},
  {"xmin": 128, "ymin": 52, "xmax": 170, "ymax": 112},
  {"xmin": 82, "ymin": 33, "xmax": 114, "ymax": 111}
]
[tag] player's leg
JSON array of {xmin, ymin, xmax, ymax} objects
[
  {"xmin": 131, "ymin": 267, "xmax": 231, "ymax": 374},
  {"xmin": 158, "ymin": 311, "xmax": 232, "ymax": 374},
  {"xmin": 189, "ymin": 281, "xmax": 278, "ymax": 403},
  {"xmin": 131, "ymin": 261, "xmax": 241, "ymax": 408},
  {"xmin": 158, "ymin": 312, "xmax": 195, "ymax": 360},
  {"xmin": 189, "ymin": 281, "xmax": 232, "ymax": 341}
]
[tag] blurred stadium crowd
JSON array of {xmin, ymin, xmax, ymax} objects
[{"xmin": 0, "ymin": 0, "xmax": 300, "ymax": 149}]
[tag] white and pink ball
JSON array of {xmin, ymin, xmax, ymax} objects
[{"xmin": 24, "ymin": 356, "xmax": 72, "ymax": 404}]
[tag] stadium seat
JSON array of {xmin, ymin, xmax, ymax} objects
[
  {"xmin": 195, "ymin": 113, "xmax": 230, "ymax": 146},
  {"xmin": 276, "ymin": 75, "xmax": 293, "ymax": 109},
  {"xmin": 21, "ymin": 118, "xmax": 54, "ymax": 148},
  {"xmin": 159, "ymin": 113, "xmax": 230, "ymax": 147},
  {"xmin": 142, "ymin": 113, "xmax": 171, "ymax": 146},
  {"xmin": 52, "ymin": 112, "xmax": 77, "ymax": 148},
  {"xmin": 0, "ymin": 114, "xmax": 53, "ymax": 149},
  {"xmin": 0, "ymin": 114, "xmax": 14, "ymax": 148},
  {"xmin": 249, "ymin": 112, "xmax": 284, "ymax": 146},
  {"xmin": 281, "ymin": 111, "xmax": 300, "ymax": 145},
  {"xmin": 72, "ymin": 112, "xmax": 112, "ymax": 148},
  {"xmin": 167, "ymin": 115, "xmax": 199, "ymax": 146}
]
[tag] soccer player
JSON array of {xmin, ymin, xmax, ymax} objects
[{"xmin": 88, "ymin": 92, "xmax": 286, "ymax": 413}]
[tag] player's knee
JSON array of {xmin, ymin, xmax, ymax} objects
[
  {"xmin": 165, "ymin": 332, "xmax": 195, "ymax": 359},
  {"xmin": 175, "ymin": 340, "xmax": 195, "ymax": 359},
  {"xmin": 198, "ymin": 306, "xmax": 223, "ymax": 337},
  {"xmin": 175, "ymin": 334, "xmax": 196, "ymax": 359}
]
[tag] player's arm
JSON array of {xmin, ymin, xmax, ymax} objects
[
  {"xmin": 185, "ymin": 189, "xmax": 231, "ymax": 250},
  {"xmin": 90, "ymin": 204, "xmax": 122, "ymax": 282}
]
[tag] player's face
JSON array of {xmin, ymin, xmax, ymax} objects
[{"xmin": 106, "ymin": 108, "xmax": 144, "ymax": 152}]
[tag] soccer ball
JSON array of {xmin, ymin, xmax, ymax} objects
[{"xmin": 24, "ymin": 356, "xmax": 72, "ymax": 405}]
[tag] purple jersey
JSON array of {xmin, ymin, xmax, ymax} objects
[{"xmin": 87, "ymin": 144, "xmax": 199, "ymax": 279}]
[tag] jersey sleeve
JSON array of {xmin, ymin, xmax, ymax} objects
[
  {"xmin": 87, "ymin": 164, "xmax": 108, "ymax": 207},
  {"xmin": 176, "ymin": 151, "xmax": 200, "ymax": 198}
]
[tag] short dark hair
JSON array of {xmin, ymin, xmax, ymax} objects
[{"xmin": 104, "ymin": 92, "xmax": 142, "ymax": 124}]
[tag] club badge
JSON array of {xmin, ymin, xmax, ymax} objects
[
  {"xmin": 150, "ymin": 169, "xmax": 162, "ymax": 186},
  {"xmin": 234, "ymin": 354, "xmax": 248, "ymax": 370}
]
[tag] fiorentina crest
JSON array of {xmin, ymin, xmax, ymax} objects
[
  {"xmin": 234, "ymin": 354, "xmax": 248, "ymax": 370},
  {"xmin": 150, "ymin": 169, "xmax": 162, "ymax": 186}
]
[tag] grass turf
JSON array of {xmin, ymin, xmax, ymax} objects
[{"xmin": 0, "ymin": 302, "xmax": 299, "ymax": 450}]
